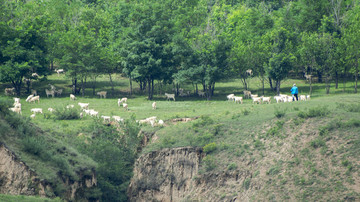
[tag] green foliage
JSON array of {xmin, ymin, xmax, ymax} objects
[
  {"xmin": 203, "ymin": 142, "xmax": 217, "ymax": 154},
  {"xmin": 243, "ymin": 178, "xmax": 251, "ymax": 190},
  {"xmin": 298, "ymin": 106, "xmax": 330, "ymax": 118},
  {"xmin": 202, "ymin": 155, "xmax": 217, "ymax": 171},
  {"xmin": 53, "ymin": 107, "xmax": 80, "ymax": 120},
  {"xmin": 309, "ymin": 138, "xmax": 326, "ymax": 149},
  {"xmin": 274, "ymin": 107, "xmax": 286, "ymax": 118},
  {"xmin": 227, "ymin": 162, "xmax": 237, "ymax": 171}
]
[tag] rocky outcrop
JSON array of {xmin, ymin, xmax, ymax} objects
[
  {"xmin": 128, "ymin": 147, "xmax": 256, "ymax": 202},
  {"xmin": 128, "ymin": 147, "xmax": 204, "ymax": 202},
  {"xmin": 0, "ymin": 142, "xmax": 97, "ymax": 201},
  {"xmin": 0, "ymin": 142, "xmax": 47, "ymax": 196}
]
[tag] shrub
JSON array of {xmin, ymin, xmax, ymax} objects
[
  {"xmin": 202, "ymin": 156, "xmax": 217, "ymax": 171},
  {"xmin": 227, "ymin": 162, "xmax": 237, "ymax": 170},
  {"xmin": 242, "ymin": 109, "xmax": 250, "ymax": 116},
  {"xmin": 203, "ymin": 142, "xmax": 217, "ymax": 154},
  {"xmin": 309, "ymin": 138, "xmax": 326, "ymax": 148},
  {"xmin": 22, "ymin": 136, "xmax": 47, "ymax": 157},
  {"xmin": 243, "ymin": 178, "xmax": 251, "ymax": 190},
  {"xmin": 297, "ymin": 106, "xmax": 330, "ymax": 119},
  {"xmin": 274, "ymin": 107, "xmax": 286, "ymax": 118},
  {"xmin": 53, "ymin": 107, "xmax": 80, "ymax": 120}
]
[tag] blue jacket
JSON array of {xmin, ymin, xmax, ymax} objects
[{"xmin": 290, "ymin": 86, "xmax": 298, "ymax": 94}]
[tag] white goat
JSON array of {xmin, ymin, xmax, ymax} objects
[
  {"xmin": 55, "ymin": 89, "xmax": 63, "ymax": 97},
  {"xmin": 273, "ymin": 96, "xmax": 282, "ymax": 103},
  {"xmin": 30, "ymin": 114, "xmax": 36, "ymax": 119},
  {"xmin": 252, "ymin": 97, "xmax": 262, "ymax": 104},
  {"xmin": 227, "ymin": 94, "xmax": 235, "ymax": 101},
  {"xmin": 14, "ymin": 97, "xmax": 20, "ymax": 104},
  {"xmin": 97, "ymin": 91, "xmax": 107, "ymax": 98},
  {"xmin": 4, "ymin": 88, "xmax": 15, "ymax": 96},
  {"xmin": 13, "ymin": 103, "xmax": 21, "ymax": 109},
  {"xmin": 45, "ymin": 89, "xmax": 55, "ymax": 98},
  {"xmin": 112, "ymin": 116, "xmax": 124, "ymax": 122},
  {"xmin": 9, "ymin": 107, "xmax": 21, "ymax": 114},
  {"xmin": 48, "ymin": 84, "xmax": 56, "ymax": 91},
  {"xmin": 89, "ymin": 110, "xmax": 99, "ymax": 117},
  {"xmin": 198, "ymin": 91, "xmax": 206, "ymax": 97},
  {"xmin": 262, "ymin": 97, "xmax": 271, "ymax": 104},
  {"xmin": 243, "ymin": 90, "xmax": 251, "ymax": 99},
  {"xmin": 55, "ymin": 69, "xmax": 64, "ymax": 75},
  {"xmin": 70, "ymin": 94, "xmax": 76, "ymax": 101},
  {"xmin": 26, "ymin": 95, "xmax": 34, "ymax": 102},
  {"xmin": 306, "ymin": 95, "xmax": 311, "ymax": 100},
  {"xmin": 101, "ymin": 115, "xmax": 111, "ymax": 122},
  {"xmin": 165, "ymin": 93, "xmax": 175, "ymax": 101},
  {"xmin": 234, "ymin": 96, "xmax": 243, "ymax": 104},
  {"xmin": 123, "ymin": 103, "xmax": 128, "ymax": 111},
  {"xmin": 31, "ymin": 108, "xmax": 43, "ymax": 114},
  {"xmin": 299, "ymin": 95, "xmax": 306, "ymax": 101},
  {"xmin": 152, "ymin": 102, "xmax": 157, "ymax": 110},
  {"xmin": 118, "ymin": 97, "xmax": 127, "ymax": 107},
  {"xmin": 29, "ymin": 96, "xmax": 40, "ymax": 103},
  {"xmin": 78, "ymin": 102, "xmax": 89, "ymax": 109},
  {"xmin": 48, "ymin": 108, "xmax": 55, "ymax": 113}
]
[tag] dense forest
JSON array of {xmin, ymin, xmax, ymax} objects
[{"xmin": 1, "ymin": 0, "xmax": 360, "ymax": 100}]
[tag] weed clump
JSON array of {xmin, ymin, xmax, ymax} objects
[
  {"xmin": 274, "ymin": 107, "xmax": 286, "ymax": 118},
  {"xmin": 298, "ymin": 106, "xmax": 330, "ymax": 118},
  {"xmin": 203, "ymin": 142, "xmax": 217, "ymax": 154},
  {"xmin": 53, "ymin": 107, "xmax": 80, "ymax": 120}
]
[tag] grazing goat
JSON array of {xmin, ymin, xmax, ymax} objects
[
  {"xmin": 243, "ymin": 90, "xmax": 251, "ymax": 99},
  {"xmin": 299, "ymin": 95, "xmax": 306, "ymax": 101},
  {"xmin": 97, "ymin": 91, "xmax": 107, "ymax": 98},
  {"xmin": 245, "ymin": 69, "xmax": 253, "ymax": 76},
  {"xmin": 227, "ymin": 94, "xmax": 235, "ymax": 101},
  {"xmin": 48, "ymin": 108, "xmax": 55, "ymax": 113},
  {"xmin": 30, "ymin": 114, "xmax": 36, "ymax": 119},
  {"xmin": 101, "ymin": 115, "xmax": 111, "ymax": 122},
  {"xmin": 234, "ymin": 96, "xmax": 243, "ymax": 104},
  {"xmin": 55, "ymin": 69, "xmax": 64, "ymax": 75},
  {"xmin": 165, "ymin": 93, "xmax": 175, "ymax": 101},
  {"xmin": 273, "ymin": 96, "xmax": 283, "ymax": 103},
  {"xmin": 152, "ymin": 102, "xmax": 157, "ymax": 110},
  {"xmin": 123, "ymin": 103, "xmax": 128, "ymax": 111},
  {"xmin": 198, "ymin": 91, "xmax": 206, "ymax": 97},
  {"xmin": 89, "ymin": 110, "xmax": 99, "ymax": 117},
  {"xmin": 31, "ymin": 108, "xmax": 43, "ymax": 114},
  {"xmin": 112, "ymin": 116, "xmax": 124, "ymax": 122},
  {"xmin": 118, "ymin": 97, "xmax": 127, "ymax": 107},
  {"xmin": 306, "ymin": 95, "xmax": 311, "ymax": 100},
  {"xmin": 45, "ymin": 89, "xmax": 55, "ymax": 98},
  {"xmin": 55, "ymin": 89, "xmax": 63, "ymax": 97},
  {"xmin": 31, "ymin": 73, "xmax": 39, "ymax": 78},
  {"xmin": 252, "ymin": 97, "xmax": 262, "ymax": 104},
  {"xmin": 262, "ymin": 97, "xmax": 271, "ymax": 104},
  {"xmin": 158, "ymin": 120, "xmax": 164, "ymax": 126},
  {"xmin": 66, "ymin": 105, "xmax": 74, "ymax": 109},
  {"xmin": 9, "ymin": 107, "xmax": 21, "ymax": 114},
  {"xmin": 78, "ymin": 102, "xmax": 89, "ymax": 109},
  {"xmin": 70, "ymin": 94, "xmax": 76, "ymax": 101},
  {"xmin": 14, "ymin": 97, "xmax": 20, "ymax": 104},
  {"xmin": 4, "ymin": 88, "xmax": 15, "ymax": 96},
  {"xmin": 29, "ymin": 96, "xmax": 40, "ymax": 103}
]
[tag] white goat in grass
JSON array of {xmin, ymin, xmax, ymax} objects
[
  {"xmin": 299, "ymin": 95, "xmax": 306, "ymax": 101},
  {"xmin": 48, "ymin": 108, "xmax": 55, "ymax": 113},
  {"xmin": 97, "ymin": 91, "xmax": 107, "ymax": 98},
  {"xmin": 101, "ymin": 115, "xmax": 111, "ymax": 122},
  {"xmin": 273, "ymin": 96, "xmax": 283, "ymax": 103},
  {"xmin": 112, "ymin": 116, "xmax": 124, "ymax": 122},
  {"xmin": 252, "ymin": 97, "xmax": 262, "ymax": 104},
  {"xmin": 9, "ymin": 107, "xmax": 21, "ymax": 114},
  {"xmin": 123, "ymin": 103, "xmax": 128, "ymax": 111},
  {"xmin": 31, "ymin": 108, "xmax": 43, "ymax": 114},
  {"xmin": 262, "ymin": 96, "xmax": 271, "ymax": 104},
  {"xmin": 234, "ymin": 96, "xmax": 243, "ymax": 104},
  {"xmin": 70, "ymin": 94, "xmax": 76, "ymax": 100},
  {"xmin": 306, "ymin": 95, "xmax": 311, "ymax": 100},
  {"xmin": 30, "ymin": 114, "xmax": 36, "ymax": 119},
  {"xmin": 29, "ymin": 96, "xmax": 40, "ymax": 103},
  {"xmin": 165, "ymin": 93, "xmax": 175, "ymax": 101},
  {"xmin": 118, "ymin": 98, "xmax": 127, "ymax": 107},
  {"xmin": 227, "ymin": 94, "xmax": 235, "ymax": 101},
  {"xmin": 45, "ymin": 89, "xmax": 55, "ymax": 98},
  {"xmin": 243, "ymin": 90, "xmax": 251, "ymax": 99},
  {"xmin": 26, "ymin": 94, "xmax": 34, "ymax": 102},
  {"xmin": 78, "ymin": 102, "xmax": 89, "ymax": 109},
  {"xmin": 152, "ymin": 102, "xmax": 157, "ymax": 110}
]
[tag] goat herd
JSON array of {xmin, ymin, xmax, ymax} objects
[{"xmin": 6, "ymin": 86, "xmax": 310, "ymax": 128}]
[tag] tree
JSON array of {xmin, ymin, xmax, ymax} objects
[{"xmin": 0, "ymin": 1, "xmax": 49, "ymax": 96}]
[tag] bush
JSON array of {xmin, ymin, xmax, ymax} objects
[
  {"xmin": 297, "ymin": 106, "xmax": 330, "ymax": 119},
  {"xmin": 274, "ymin": 107, "xmax": 286, "ymax": 118},
  {"xmin": 53, "ymin": 107, "xmax": 80, "ymax": 120},
  {"xmin": 202, "ymin": 156, "xmax": 217, "ymax": 171},
  {"xmin": 203, "ymin": 142, "xmax": 217, "ymax": 154},
  {"xmin": 227, "ymin": 162, "xmax": 237, "ymax": 170},
  {"xmin": 22, "ymin": 136, "xmax": 47, "ymax": 157}
]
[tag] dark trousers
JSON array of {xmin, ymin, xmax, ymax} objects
[{"xmin": 293, "ymin": 94, "xmax": 298, "ymax": 101}]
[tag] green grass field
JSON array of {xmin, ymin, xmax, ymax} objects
[{"xmin": 1, "ymin": 73, "xmax": 360, "ymax": 201}]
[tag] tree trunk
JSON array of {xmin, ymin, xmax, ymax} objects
[
  {"xmin": 92, "ymin": 77, "xmax": 96, "ymax": 96},
  {"xmin": 129, "ymin": 75, "xmax": 133, "ymax": 96},
  {"xmin": 269, "ymin": 77, "xmax": 274, "ymax": 91},
  {"xmin": 195, "ymin": 83, "xmax": 198, "ymax": 95},
  {"xmin": 317, "ymin": 70, "xmax": 323, "ymax": 83},
  {"xmin": 325, "ymin": 75, "xmax": 330, "ymax": 94},
  {"xmin": 276, "ymin": 80, "xmax": 281, "ymax": 95},
  {"xmin": 211, "ymin": 82, "xmax": 215, "ymax": 96},
  {"xmin": 242, "ymin": 78, "xmax": 248, "ymax": 90},
  {"xmin": 109, "ymin": 73, "xmax": 114, "ymax": 97},
  {"xmin": 261, "ymin": 77, "xmax": 264, "ymax": 96},
  {"xmin": 355, "ymin": 66, "xmax": 358, "ymax": 93},
  {"xmin": 335, "ymin": 71, "xmax": 339, "ymax": 89},
  {"xmin": 343, "ymin": 73, "xmax": 346, "ymax": 92},
  {"xmin": 81, "ymin": 79, "xmax": 85, "ymax": 97},
  {"xmin": 309, "ymin": 76, "xmax": 312, "ymax": 95}
]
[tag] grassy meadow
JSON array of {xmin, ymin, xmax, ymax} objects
[{"xmin": 1, "ymin": 73, "xmax": 360, "ymax": 201}]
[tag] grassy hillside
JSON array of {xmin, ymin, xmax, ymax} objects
[
  {"xmin": 1, "ymin": 74, "xmax": 360, "ymax": 201},
  {"xmin": 0, "ymin": 194, "xmax": 62, "ymax": 202}
]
